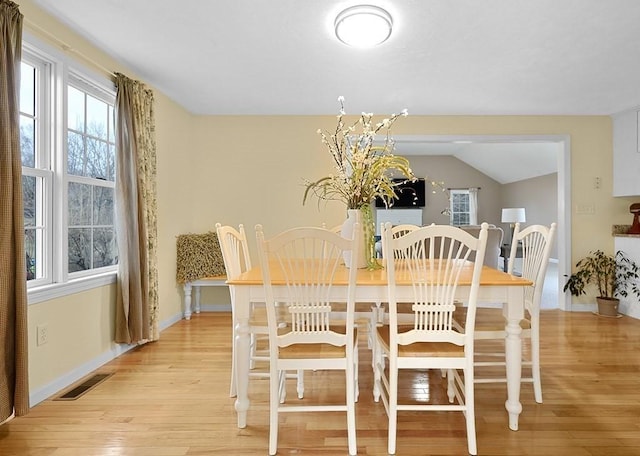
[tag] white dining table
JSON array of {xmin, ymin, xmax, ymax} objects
[{"xmin": 227, "ymin": 261, "xmax": 532, "ymax": 431}]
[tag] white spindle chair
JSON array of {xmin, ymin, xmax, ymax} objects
[
  {"xmin": 373, "ymin": 223, "xmax": 488, "ymax": 455},
  {"xmin": 369, "ymin": 223, "xmax": 421, "ymax": 353},
  {"xmin": 255, "ymin": 224, "xmax": 361, "ymax": 456},
  {"xmin": 216, "ymin": 223, "xmax": 303, "ymax": 399},
  {"xmin": 456, "ymin": 222, "xmax": 556, "ymax": 403}
]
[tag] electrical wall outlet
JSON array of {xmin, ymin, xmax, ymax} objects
[
  {"xmin": 576, "ymin": 203, "xmax": 595, "ymax": 215},
  {"xmin": 36, "ymin": 324, "xmax": 48, "ymax": 346}
]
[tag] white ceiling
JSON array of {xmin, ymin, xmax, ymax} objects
[{"xmin": 34, "ymin": 0, "xmax": 635, "ymax": 181}]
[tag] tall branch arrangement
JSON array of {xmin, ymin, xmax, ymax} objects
[{"xmin": 303, "ymin": 96, "xmax": 415, "ymax": 210}]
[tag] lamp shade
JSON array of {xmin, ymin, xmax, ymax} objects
[{"xmin": 501, "ymin": 207, "xmax": 526, "ymax": 224}]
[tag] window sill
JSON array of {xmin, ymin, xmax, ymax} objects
[{"xmin": 28, "ymin": 272, "xmax": 117, "ymax": 305}]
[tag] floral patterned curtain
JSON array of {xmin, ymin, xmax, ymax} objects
[
  {"xmin": 114, "ymin": 73, "xmax": 159, "ymax": 344},
  {"xmin": 0, "ymin": 0, "xmax": 29, "ymax": 423}
]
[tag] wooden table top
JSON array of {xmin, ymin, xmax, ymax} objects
[{"xmin": 227, "ymin": 259, "xmax": 532, "ymax": 287}]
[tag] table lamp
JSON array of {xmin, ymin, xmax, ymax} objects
[{"xmin": 501, "ymin": 207, "xmax": 526, "ymax": 245}]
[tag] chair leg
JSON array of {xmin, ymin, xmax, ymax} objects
[
  {"xmin": 278, "ymin": 370, "xmax": 287, "ymax": 404},
  {"xmin": 372, "ymin": 336, "xmax": 382, "ymax": 402},
  {"xmin": 531, "ymin": 318, "xmax": 543, "ymax": 403},
  {"xmin": 464, "ymin": 366, "xmax": 478, "ymax": 455},
  {"xmin": 296, "ymin": 370, "xmax": 304, "ymax": 399},
  {"xmin": 368, "ymin": 302, "xmax": 383, "ymax": 352},
  {"xmin": 388, "ymin": 362, "xmax": 398, "ymax": 455},
  {"xmin": 447, "ymin": 370, "xmax": 455, "ymax": 403},
  {"xmin": 354, "ymin": 343, "xmax": 360, "ymax": 402},
  {"xmin": 346, "ymin": 358, "xmax": 357, "ymax": 455},
  {"xmin": 269, "ymin": 367, "xmax": 280, "ymax": 456}
]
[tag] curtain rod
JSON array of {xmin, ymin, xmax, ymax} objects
[
  {"xmin": 447, "ymin": 187, "xmax": 481, "ymax": 190},
  {"xmin": 24, "ymin": 18, "xmax": 116, "ymax": 78}
]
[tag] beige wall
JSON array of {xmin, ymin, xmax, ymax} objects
[
  {"xmin": 503, "ymin": 173, "xmax": 559, "ymax": 258},
  {"xmin": 402, "ymin": 155, "xmax": 504, "ymax": 226},
  {"xmin": 19, "ymin": 0, "xmax": 639, "ymax": 402}
]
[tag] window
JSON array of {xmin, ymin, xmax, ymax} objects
[
  {"xmin": 66, "ymin": 80, "xmax": 117, "ymax": 275},
  {"xmin": 21, "ymin": 39, "xmax": 117, "ymax": 300},
  {"xmin": 449, "ymin": 188, "xmax": 480, "ymax": 226},
  {"xmin": 450, "ymin": 189, "xmax": 471, "ymax": 225},
  {"xmin": 20, "ymin": 57, "xmax": 51, "ymax": 287}
]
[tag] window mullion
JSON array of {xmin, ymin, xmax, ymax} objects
[{"xmin": 54, "ymin": 62, "xmax": 69, "ymax": 284}]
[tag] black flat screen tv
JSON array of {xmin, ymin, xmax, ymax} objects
[{"xmin": 375, "ymin": 178, "xmax": 426, "ymax": 208}]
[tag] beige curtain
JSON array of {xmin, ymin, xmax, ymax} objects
[
  {"xmin": 0, "ymin": 0, "xmax": 29, "ymax": 422},
  {"xmin": 114, "ymin": 73, "xmax": 159, "ymax": 344}
]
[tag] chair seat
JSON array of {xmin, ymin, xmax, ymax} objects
[
  {"xmin": 279, "ymin": 326, "xmax": 357, "ymax": 359},
  {"xmin": 376, "ymin": 325, "xmax": 465, "ymax": 358}
]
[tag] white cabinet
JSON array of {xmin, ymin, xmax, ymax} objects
[
  {"xmin": 614, "ymin": 236, "xmax": 640, "ymax": 319},
  {"xmin": 612, "ymin": 109, "xmax": 640, "ymax": 196}
]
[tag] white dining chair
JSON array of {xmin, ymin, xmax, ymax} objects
[
  {"xmin": 456, "ymin": 222, "xmax": 556, "ymax": 403},
  {"xmin": 255, "ymin": 224, "xmax": 361, "ymax": 456},
  {"xmin": 373, "ymin": 223, "xmax": 488, "ymax": 455},
  {"xmin": 368, "ymin": 223, "xmax": 421, "ymax": 352},
  {"xmin": 216, "ymin": 223, "xmax": 303, "ymax": 399}
]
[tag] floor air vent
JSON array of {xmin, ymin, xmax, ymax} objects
[{"xmin": 54, "ymin": 372, "xmax": 114, "ymax": 401}]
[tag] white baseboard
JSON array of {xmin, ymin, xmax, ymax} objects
[
  {"xmin": 199, "ymin": 303, "xmax": 232, "ymax": 312},
  {"xmin": 618, "ymin": 300, "xmax": 640, "ymax": 319},
  {"xmin": 29, "ymin": 310, "xmax": 193, "ymax": 407},
  {"xmin": 568, "ymin": 302, "xmax": 597, "ymax": 313},
  {"xmin": 29, "ymin": 341, "xmax": 136, "ymax": 407}
]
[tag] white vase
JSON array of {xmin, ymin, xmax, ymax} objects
[{"xmin": 341, "ymin": 209, "xmax": 368, "ymax": 268}]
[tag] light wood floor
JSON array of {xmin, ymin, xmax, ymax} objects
[{"xmin": 2, "ymin": 310, "xmax": 640, "ymax": 455}]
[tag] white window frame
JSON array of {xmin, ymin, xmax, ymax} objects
[
  {"xmin": 65, "ymin": 72, "xmax": 117, "ymax": 280},
  {"xmin": 21, "ymin": 52, "xmax": 53, "ymax": 289},
  {"xmin": 22, "ymin": 34, "xmax": 117, "ymax": 305},
  {"xmin": 449, "ymin": 189, "xmax": 471, "ymax": 226}
]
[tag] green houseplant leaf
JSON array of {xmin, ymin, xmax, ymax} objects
[{"xmin": 563, "ymin": 250, "xmax": 640, "ymax": 300}]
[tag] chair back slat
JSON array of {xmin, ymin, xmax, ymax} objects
[
  {"xmin": 509, "ymin": 222, "xmax": 557, "ymax": 314},
  {"xmin": 256, "ymin": 225, "xmax": 360, "ymax": 349},
  {"xmin": 216, "ymin": 223, "xmax": 251, "ymax": 279},
  {"xmin": 383, "ymin": 223, "xmax": 489, "ymax": 348}
]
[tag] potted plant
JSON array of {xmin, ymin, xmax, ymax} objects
[{"xmin": 563, "ymin": 250, "xmax": 640, "ymax": 316}]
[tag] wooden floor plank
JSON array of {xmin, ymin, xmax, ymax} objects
[{"xmin": 2, "ymin": 310, "xmax": 640, "ymax": 455}]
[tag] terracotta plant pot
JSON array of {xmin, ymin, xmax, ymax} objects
[{"xmin": 596, "ymin": 297, "xmax": 619, "ymax": 317}]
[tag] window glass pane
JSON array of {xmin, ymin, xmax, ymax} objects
[
  {"xmin": 22, "ymin": 175, "xmax": 36, "ymax": 227},
  {"xmin": 67, "ymin": 131, "xmax": 85, "ymax": 176},
  {"xmin": 108, "ymin": 144, "xmax": 116, "ymax": 181},
  {"xmin": 86, "ymin": 138, "xmax": 108, "ymax": 179},
  {"xmin": 20, "ymin": 62, "xmax": 35, "ymax": 116},
  {"xmin": 25, "ymin": 229, "xmax": 36, "ymax": 280},
  {"xmin": 68, "ymin": 182, "xmax": 92, "ymax": 225},
  {"xmin": 93, "ymin": 227, "xmax": 117, "ymax": 268},
  {"xmin": 450, "ymin": 191, "xmax": 471, "ymax": 226},
  {"xmin": 108, "ymin": 105, "xmax": 115, "ymax": 142},
  {"xmin": 68, "ymin": 228, "xmax": 91, "ymax": 272},
  {"xmin": 20, "ymin": 116, "xmax": 35, "ymax": 167},
  {"xmin": 68, "ymin": 85, "xmax": 85, "ymax": 131},
  {"xmin": 86, "ymin": 94, "xmax": 108, "ymax": 140},
  {"xmin": 67, "ymin": 82, "xmax": 118, "ymax": 275},
  {"xmin": 93, "ymin": 186, "xmax": 114, "ymax": 225}
]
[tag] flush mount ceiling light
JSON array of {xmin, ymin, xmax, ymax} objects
[{"xmin": 334, "ymin": 5, "xmax": 393, "ymax": 48}]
